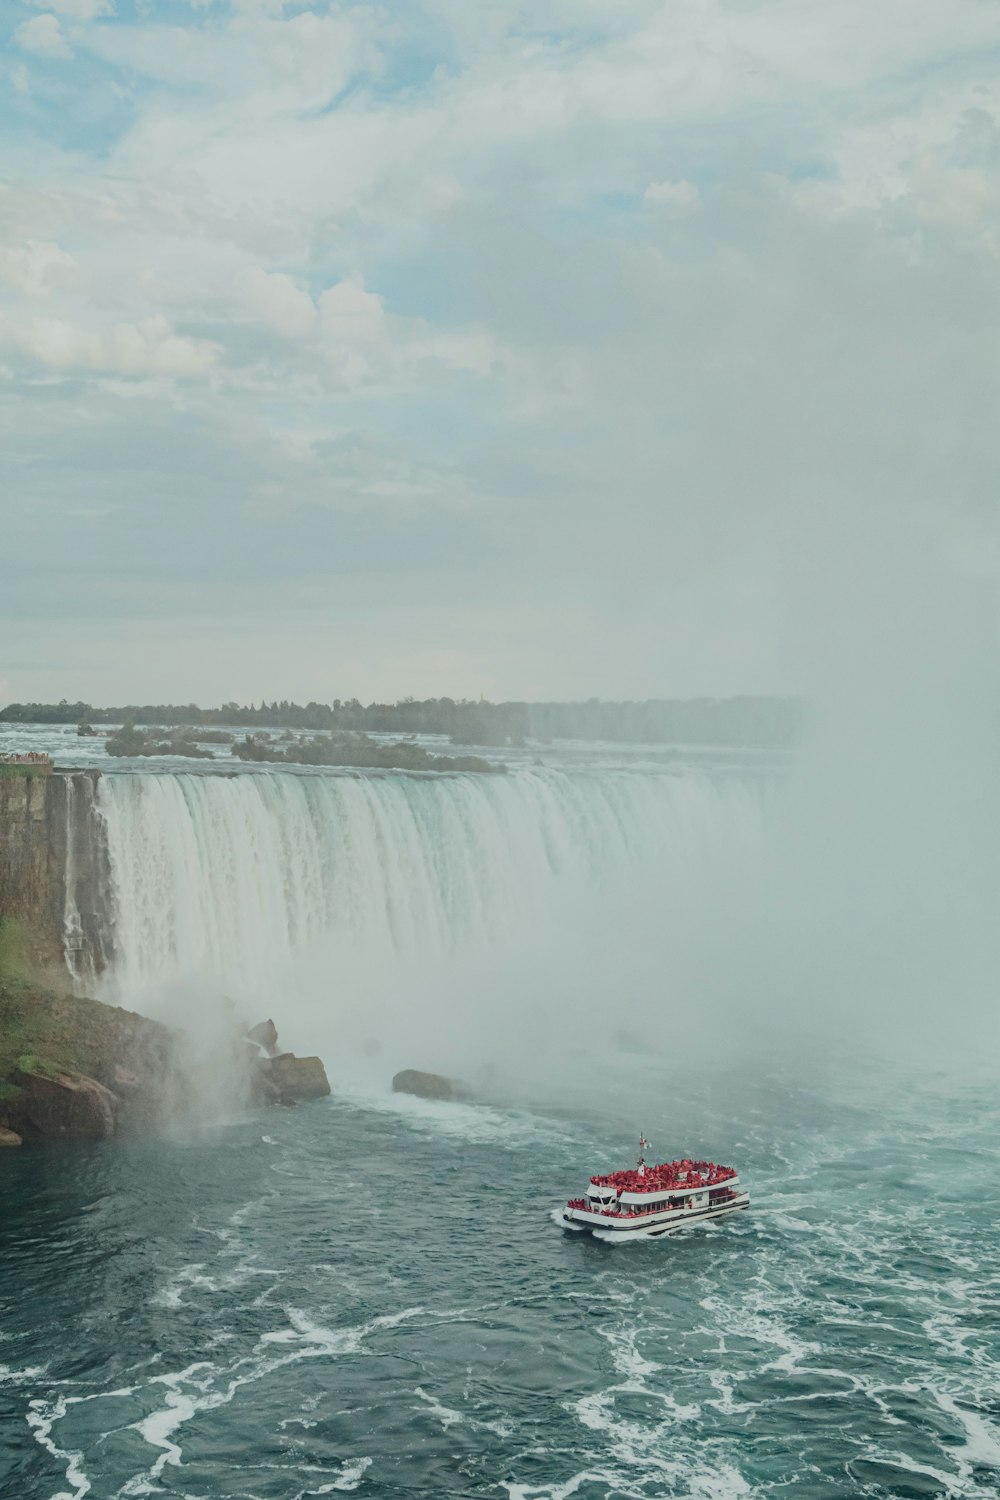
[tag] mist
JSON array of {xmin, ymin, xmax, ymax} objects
[
  {"xmin": 93, "ymin": 538, "xmax": 1000, "ymax": 1106},
  {"xmin": 284, "ymin": 508, "xmax": 1000, "ymax": 1089}
]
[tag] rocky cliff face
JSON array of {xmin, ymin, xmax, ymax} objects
[
  {"xmin": 0, "ymin": 982, "xmax": 332, "ymax": 1144},
  {"xmin": 0, "ymin": 980, "xmax": 181, "ymax": 1142},
  {"xmin": 0, "ymin": 774, "xmax": 332, "ymax": 1145},
  {"xmin": 0, "ymin": 771, "xmax": 112, "ymax": 983}
]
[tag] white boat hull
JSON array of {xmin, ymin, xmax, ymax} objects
[{"xmin": 561, "ymin": 1191, "xmax": 750, "ymax": 1238}]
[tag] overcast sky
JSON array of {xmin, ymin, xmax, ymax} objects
[{"xmin": 1, "ymin": 0, "xmax": 997, "ymax": 706}]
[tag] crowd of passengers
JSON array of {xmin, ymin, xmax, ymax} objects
[{"xmin": 588, "ymin": 1160, "xmax": 737, "ymax": 1192}]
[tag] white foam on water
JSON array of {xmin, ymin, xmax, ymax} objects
[
  {"xmin": 935, "ymin": 1391, "xmax": 1000, "ymax": 1470},
  {"xmin": 501, "ymin": 1472, "xmax": 630, "ymax": 1500},
  {"xmin": 114, "ymin": 1307, "xmax": 425, "ymax": 1493},
  {"xmin": 590, "ymin": 1225, "xmax": 657, "ymax": 1246},
  {"xmin": 699, "ymin": 1290, "xmax": 821, "ymax": 1375},
  {"xmin": 151, "ymin": 1264, "xmax": 210, "ymax": 1309},
  {"xmin": 561, "ymin": 1304, "xmax": 742, "ymax": 1500},
  {"xmin": 337, "ymin": 1085, "xmax": 572, "ymax": 1149},
  {"xmin": 503, "ymin": 1461, "xmax": 751, "ymax": 1500},
  {"xmin": 153, "ymin": 1260, "xmax": 284, "ymax": 1310},
  {"xmin": 19, "ymin": 1384, "xmax": 141, "ymax": 1500},
  {"xmin": 133, "ymin": 1362, "xmax": 221, "ymax": 1479},
  {"xmin": 923, "ymin": 1308, "xmax": 977, "ymax": 1362},
  {"xmin": 852, "ymin": 1447, "xmax": 966, "ymax": 1495},
  {"xmin": 705, "ymin": 1372, "xmax": 754, "ymax": 1417},
  {"xmin": 0, "ymin": 1362, "xmax": 47, "ymax": 1383},
  {"xmin": 600, "ymin": 1321, "xmax": 663, "ymax": 1385},
  {"xmin": 312, "ymin": 1456, "xmax": 373, "ymax": 1492},
  {"xmin": 25, "ymin": 1394, "xmax": 91, "ymax": 1500},
  {"xmin": 414, "ymin": 1384, "xmax": 464, "ymax": 1430}
]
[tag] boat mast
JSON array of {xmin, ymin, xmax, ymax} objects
[{"xmin": 637, "ymin": 1134, "xmax": 649, "ymax": 1176}]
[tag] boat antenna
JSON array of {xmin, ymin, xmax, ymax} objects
[{"xmin": 637, "ymin": 1134, "xmax": 649, "ymax": 1174}]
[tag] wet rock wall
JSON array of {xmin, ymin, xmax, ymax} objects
[{"xmin": 0, "ymin": 771, "xmax": 112, "ymax": 982}]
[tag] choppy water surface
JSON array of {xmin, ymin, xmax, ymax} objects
[{"xmin": 2, "ymin": 1064, "xmax": 998, "ymax": 1500}]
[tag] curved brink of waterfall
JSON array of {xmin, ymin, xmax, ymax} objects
[{"xmin": 95, "ymin": 768, "xmax": 765, "ymax": 1076}]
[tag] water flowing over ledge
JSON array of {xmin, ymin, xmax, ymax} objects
[{"xmin": 97, "ymin": 767, "xmax": 765, "ymax": 1025}]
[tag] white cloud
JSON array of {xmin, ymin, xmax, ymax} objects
[
  {"xmin": 318, "ymin": 278, "xmax": 387, "ymax": 346},
  {"xmin": 0, "ymin": 239, "xmax": 78, "ymax": 296},
  {"xmin": 62, "ymin": 0, "xmax": 996, "ymax": 323},
  {"xmin": 231, "ymin": 266, "xmax": 503, "ymax": 388},
  {"xmin": 4, "ymin": 0, "xmax": 999, "ymax": 701},
  {"xmin": 644, "ymin": 180, "xmax": 701, "ymax": 216},
  {"xmin": 84, "ymin": 9, "xmax": 377, "ymax": 106},
  {"xmin": 405, "ymin": 329, "xmax": 500, "ymax": 378},
  {"xmin": 11, "ymin": 314, "xmax": 218, "ymax": 376},
  {"xmin": 313, "ymin": 278, "xmax": 388, "ymax": 388},
  {"xmin": 25, "ymin": 0, "xmax": 113, "ymax": 17},
  {"xmin": 15, "ymin": 14, "xmax": 70, "ymax": 58},
  {"xmin": 793, "ymin": 88, "xmax": 1000, "ymax": 255},
  {"xmin": 237, "ymin": 267, "xmax": 317, "ymax": 338}
]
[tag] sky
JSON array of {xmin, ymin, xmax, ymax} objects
[{"xmin": 1, "ymin": 0, "xmax": 998, "ymax": 706}]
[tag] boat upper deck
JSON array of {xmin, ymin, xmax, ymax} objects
[
  {"xmin": 564, "ymin": 1146, "xmax": 747, "ymax": 1225},
  {"xmin": 590, "ymin": 1159, "xmax": 737, "ymax": 1195}
]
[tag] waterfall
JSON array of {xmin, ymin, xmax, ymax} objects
[
  {"xmin": 62, "ymin": 774, "xmax": 86, "ymax": 983},
  {"xmin": 96, "ymin": 767, "xmax": 766, "ymax": 1067},
  {"xmin": 61, "ymin": 771, "xmax": 109, "ymax": 990}
]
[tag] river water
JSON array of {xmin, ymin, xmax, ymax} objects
[
  {"xmin": 1, "ymin": 731, "xmax": 998, "ymax": 1497},
  {"xmin": 2, "ymin": 1062, "xmax": 999, "ymax": 1499}
]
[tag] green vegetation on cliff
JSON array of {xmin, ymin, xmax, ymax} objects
[
  {"xmin": 0, "ymin": 919, "xmax": 77, "ymax": 1085},
  {"xmin": 0, "ymin": 920, "xmax": 330, "ymax": 1144},
  {"xmin": 0, "ymin": 917, "xmax": 178, "ymax": 1141}
]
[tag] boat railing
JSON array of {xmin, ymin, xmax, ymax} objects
[{"xmin": 568, "ymin": 1185, "xmax": 742, "ymax": 1219}]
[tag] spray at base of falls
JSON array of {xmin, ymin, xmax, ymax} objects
[{"xmin": 95, "ymin": 768, "xmax": 766, "ymax": 1083}]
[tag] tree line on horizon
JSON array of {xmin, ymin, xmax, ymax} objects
[{"xmin": 0, "ymin": 695, "xmax": 802, "ymax": 748}]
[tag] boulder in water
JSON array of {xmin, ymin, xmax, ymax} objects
[
  {"xmin": 0, "ymin": 1126, "xmax": 22, "ymax": 1147},
  {"xmin": 14, "ymin": 1067, "xmax": 117, "ymax": 1139},
  {"xmin": 262, "ymin": 1053, "xmax": 330, "ymax": 1104},
  {"xmin": 392, "ymin": 1069, "xmax": 469, "ymax": 1102},
  {"xmin": 247, "ymin": 1019, "xmax": 279, "ymax": 1056}
]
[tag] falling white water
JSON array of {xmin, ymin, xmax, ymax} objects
[
  {"xmin": 96, "ymin": 767, "xmax": 765, "ymax": 1071},
  {"xmin": 62, "ymin": 776, "xmax": 91, "ymax": 988}
]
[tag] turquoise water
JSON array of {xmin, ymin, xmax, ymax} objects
[{"xmin": 2, "ymin": 1061, "xmax": 998, "ymax": 1499}]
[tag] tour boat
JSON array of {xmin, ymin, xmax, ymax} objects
[{"xmin": 561, "ymin": 1137, "xmax": 749, "ymax": 1238}]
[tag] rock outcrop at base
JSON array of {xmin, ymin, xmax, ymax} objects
[
  {"xmin": 262, "ymin": 1052, "xmax": 331, "ymax": 1104},
  {"xmin": 14, "ymin": 1068, "xmax": 117, "ymax": 1139},
  {"xmin": 247, "ymin": 1018, "xmax": 279, "ymax": 1056},
  {"xmin": 0, "ymin": 974, "xmax": 332, "ymax": 1144},
  {"xmin": 392, "ymin": 1068, "xmax": 469, "ymax": 1102},
  {"xmin": 0, "ymin": 979, "xmax": 180, "ymax": 1143}
]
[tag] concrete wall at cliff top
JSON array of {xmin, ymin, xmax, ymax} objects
[{"xmin": 0, "ymin": 771, "xmax": 111, "ymax": 982}]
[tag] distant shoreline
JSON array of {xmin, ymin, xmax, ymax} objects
[{"xmin": 0, "ymin": 695, "xmax": 803, "ymax": 751}]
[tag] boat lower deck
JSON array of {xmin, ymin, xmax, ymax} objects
[{"xmin": 562, "ymin": 1192, "xmax": 750, "ymax": 1237}]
